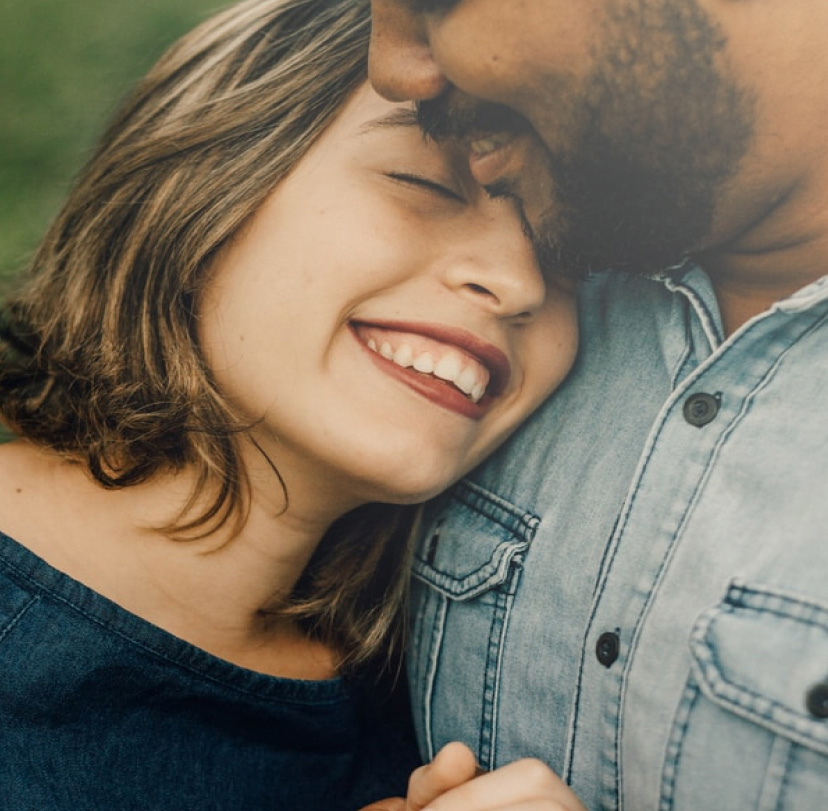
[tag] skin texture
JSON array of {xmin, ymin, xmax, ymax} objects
[
  {"xmin": 369, "ymin": 0, "xmax": 828, "ymax": 332},
  {"xmin": 199, "ymin": 84, "xmax": 577, "ymax": 521},
  {"xmin": 371, "ymin": 0, "xmax": 754, "ymax": 277},
  {"xmin": 0, "ymin": 84, "xmax": 577, "ymax": 683},
  {"xmin": 366, "ymin": 0, "xmax": 828, "ymax": 806},
  {"xmin": 359, "ymin": 742, "xmax": 587, "ymax": 811},
  {"xmin": 414, "ymin": 0, "xmax": 753, "ymax": 277}
]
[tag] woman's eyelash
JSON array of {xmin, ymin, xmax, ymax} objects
[{"xmin": 387, "ymin": 172, "xmax": 464, "ymax": 202}]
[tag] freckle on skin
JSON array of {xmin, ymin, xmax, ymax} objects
[{"xmin": 15, "ymin": 488, "xmax": 22, "ymax": 494}]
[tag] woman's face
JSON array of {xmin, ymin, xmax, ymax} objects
[{"xmin": 199, "ymin": 83, "xmax": 577, "ymax": 513}]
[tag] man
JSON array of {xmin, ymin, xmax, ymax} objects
[{"xmin": 368, "ymin": 1, "xmax": 828, "ymax": 808}]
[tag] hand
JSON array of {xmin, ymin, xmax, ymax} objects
[
  {"xmin": 413, "ymin": 754, "xmax": 588, "ymax": 810},
  {"xmin": 356, "ymin": 741, "xmax": 478, "ymax": 811},
  {"xmin": 358, "ymin": 742, "xmax": 588, "ymax": 811}
]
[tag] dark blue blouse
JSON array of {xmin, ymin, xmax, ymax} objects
[{"xmin": 0, "ymin": 530, "xmax": 419, "ymax": 810}]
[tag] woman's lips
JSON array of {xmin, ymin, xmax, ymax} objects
[{"xmin": 350, "ymin": 320, "xmax": 511, "ymax": 420}]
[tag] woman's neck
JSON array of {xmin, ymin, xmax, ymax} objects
[{"xmin": 0, "ymin": 440, "xmax": 344, "ymax": 679}]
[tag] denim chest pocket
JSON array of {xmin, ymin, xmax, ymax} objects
[
  {"xmin": 662, "ymin": 581, "xmax": 828, "ymax": 810},
  {"xmin": 407, "ymin": 481, "xmax": 539, "ymax": 768}
]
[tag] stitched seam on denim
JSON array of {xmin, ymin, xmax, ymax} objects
[
  {"xmin": 410, "ymin": 485, "xmax": 538, "ymax": 596},
  {"xmin": 409, "ymin": 581, "xmax": 432, "ymax": 757},
  {"xmin": 489, "ymin": 569, "xmax": 520, "ymax": 772},
  {"xmin": 567, "ymin": 287, "xmax": 828, "ymax": 784},
  {"xmin": 563, "ymin": 374, "xmax": 677, "ymax": 781},
  {"xmin": 574, "ymin": 290, "xmax": 828, "ymax": 785},
  {"xmin": 563, "ymin": 302, "xmax": 718, "ymax": 779},
  {"xmin": 601, "ymin": 661, "xmax": 623, "ymax": 811},
  {"xmin": 455, "ymin": 479, "xmax": 541, "ymax": 542},
  {"xmin": 613, "ymin": 304, "xmax": 828, "ymax": 783},
  {"xmin": 727, "ymin": 581, "xmax": 828, "ymax": 626},
  {"xmin": 422, "ymin": 592, "xmax": 447, "ymax": 761},
  {"xmin": 726, "ymin": 602, "xmax": 828, "ymax": 632},
  {"xmin": 659, "ymin": 678, "xmax": 701, "ymax": 811},
  {"xmin": 0, "ymin": 561, "xmax": 346, "ymax": 705},
  {"xmin": 758, "ymin": 735, "xmax": 792, "ymax": 811},
  {"xmin": 774, "ymin": 738, "xmax": 796, "ymax": 811},
  {"xmin": 479, "ymin": 574, "xmax": 519, "ymax": 771},
  {"xmin": 0, "ymin": 593, "xmax": 40, "ymax": 646},
  {"xmin": 668, "ymin": 280, "xmax": 723, "ymax": 348},
  {"xmin": 670, "ymin": 301, "xmax": 696, "ymax": 391},
  {"xmin": 411, "ymin": 540, "xmax": 528, "ymax": 598},
  {"xmin": 696, "ymin": 657, "xmax": 828, "ymax": 746},
  {"xmin": 691, "ymin": 604, "xmax": 828, "ymax": 754}
]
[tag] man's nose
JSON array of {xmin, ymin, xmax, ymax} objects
[{"xmin": 369, "ymin": 1, "xmax": 449, "ymax": 101}]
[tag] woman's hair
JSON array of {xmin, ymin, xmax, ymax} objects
[{"xmin": 0, "ymin": 0, "xmax": 417, "ymax": 673}]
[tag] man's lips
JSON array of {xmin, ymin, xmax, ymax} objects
[
  {"xmin": 467, "ymin": 131, "xmax": 556, "ymax": 238},
  {"xmin": 350, "ymin": 320, "xmax": 512, "ymax": 419},
  {"xmin": 468, "ymin": 131, "xmax": 529, "ymax": 190}
]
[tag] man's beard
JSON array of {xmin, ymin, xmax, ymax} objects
[{"xmin": 417, "ymin": 0, "xmax": 754, "ymax": 278}]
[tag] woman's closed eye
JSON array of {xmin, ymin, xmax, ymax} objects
[{"xmin": 386, "ymin": 172, "xmax": 465, "ymax": 203}]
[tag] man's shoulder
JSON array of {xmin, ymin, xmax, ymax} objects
[{"xmin": 462, "ymin": 271, "xmax": 683, "ymax": 509}]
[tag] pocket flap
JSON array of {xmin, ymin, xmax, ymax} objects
[
  {"xmin": 690, "ymin": 580, "xmax": 828, "ymax": 756},
  {"xmin": 412, "ymin": 480, "xmax": 540, "ymax": 600}
]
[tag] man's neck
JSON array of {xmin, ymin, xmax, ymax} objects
[
  {"xmin": 695, "ymin": 199, "xmax": 828, "ymax": 335},
  {"xmin": 691, "ymin": 0, "xmax": 828, "ymax": 333}
]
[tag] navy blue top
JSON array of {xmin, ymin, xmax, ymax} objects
[{"xmin": 0, "ymin": 530, "xmax": 419, "ymax": 810}]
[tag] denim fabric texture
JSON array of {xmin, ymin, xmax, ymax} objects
[
  {"xmin": 0, "ymin": 531, "xmax": 419, "ymax": 810},
  {"xmin": 409, "ymin": 263, "xmax": 828, "ymax": 810}
]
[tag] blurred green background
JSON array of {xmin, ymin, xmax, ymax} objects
[{"xmin": 0, "ymin": 0, "xmax": 219, "ymax": 284}]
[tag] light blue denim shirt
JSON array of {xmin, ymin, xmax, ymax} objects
[{"xmin": 408, "ymin": 262, "xmax": 828, "ymax": 811}]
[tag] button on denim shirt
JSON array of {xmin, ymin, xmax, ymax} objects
[{"xmin": 408, "ymin": 262, "xmax": 828, "ymax": 811}]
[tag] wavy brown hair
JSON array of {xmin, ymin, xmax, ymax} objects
[{"xmin": 0, "ymin": 0, "xmax": 418, "ymax": 673}]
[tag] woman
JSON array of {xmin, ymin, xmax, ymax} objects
[{"xmin": 0, "ymin": 0, "xmax": 578, "ymax": 808}]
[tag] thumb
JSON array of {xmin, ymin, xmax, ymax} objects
[{"xmin": 406, "ymin": 742, "xmax": 480, "ymax": 811}]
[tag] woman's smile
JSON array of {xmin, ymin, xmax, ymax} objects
[
  {"xmin": 198, "ymin": 84, "xmax": 578, "ymax": 508},
  {"xmin": 351, "ymin": 320, "xmax": 510, "ymax": 418}
]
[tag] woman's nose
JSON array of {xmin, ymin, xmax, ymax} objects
[
  {"xmin": 369, "ymin": 0, "xmax": 449, "ymax": 101},
  {"xmin": 441, "ymin": 231, "xmax": 548, "ymax": 322}
]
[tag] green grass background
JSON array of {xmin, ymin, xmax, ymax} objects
[{"xmin": 0, "ymin": 0, "xmax": 219, "ymax": 283}]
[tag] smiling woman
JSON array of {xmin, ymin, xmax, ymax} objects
[{"xmin": 0, "ymin": 0, "xmax": 577, "ymax": 808}]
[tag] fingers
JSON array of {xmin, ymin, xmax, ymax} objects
[
  {"xmin": 418, "ymin": 757, "xmax": 587, "ymax": 811},
  {"xmin": 356, "ymin": 799, "xmax": 406, "ymax": 811},
  {"xmin": 406, "ymin": 742, "xmax": 480, "ymax": 811}
]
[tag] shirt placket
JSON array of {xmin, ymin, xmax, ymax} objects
[{"xmin": 564, "ymin": 272, "xmax": 828, "ymax": 810}]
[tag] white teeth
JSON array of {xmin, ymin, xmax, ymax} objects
[
  {"xmin": 455, "ymin": 366, "xmax": 479, "ymax": 396},
  {"xmin": 434, "ymin": 353, "xmax": 462, "ymax": 383},
  {"xmin": 364, "ymin": 334, "xmax": 489, "ymax": 404},
  {"xmin": 412, "ymin": 352, "xmax": 435, "ymax": 374},
  {"xmin": 393, "ymin": 343, "xmax": 413, "ymax": 367}
]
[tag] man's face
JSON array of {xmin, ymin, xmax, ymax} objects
[{"xmin": 370, "ymin": 0, "xmax": 754, "ymax": 276}]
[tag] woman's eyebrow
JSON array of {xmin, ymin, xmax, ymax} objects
[{"xmin": 357, "ymin": 108, "xmax": 420, "ymax": 136}]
